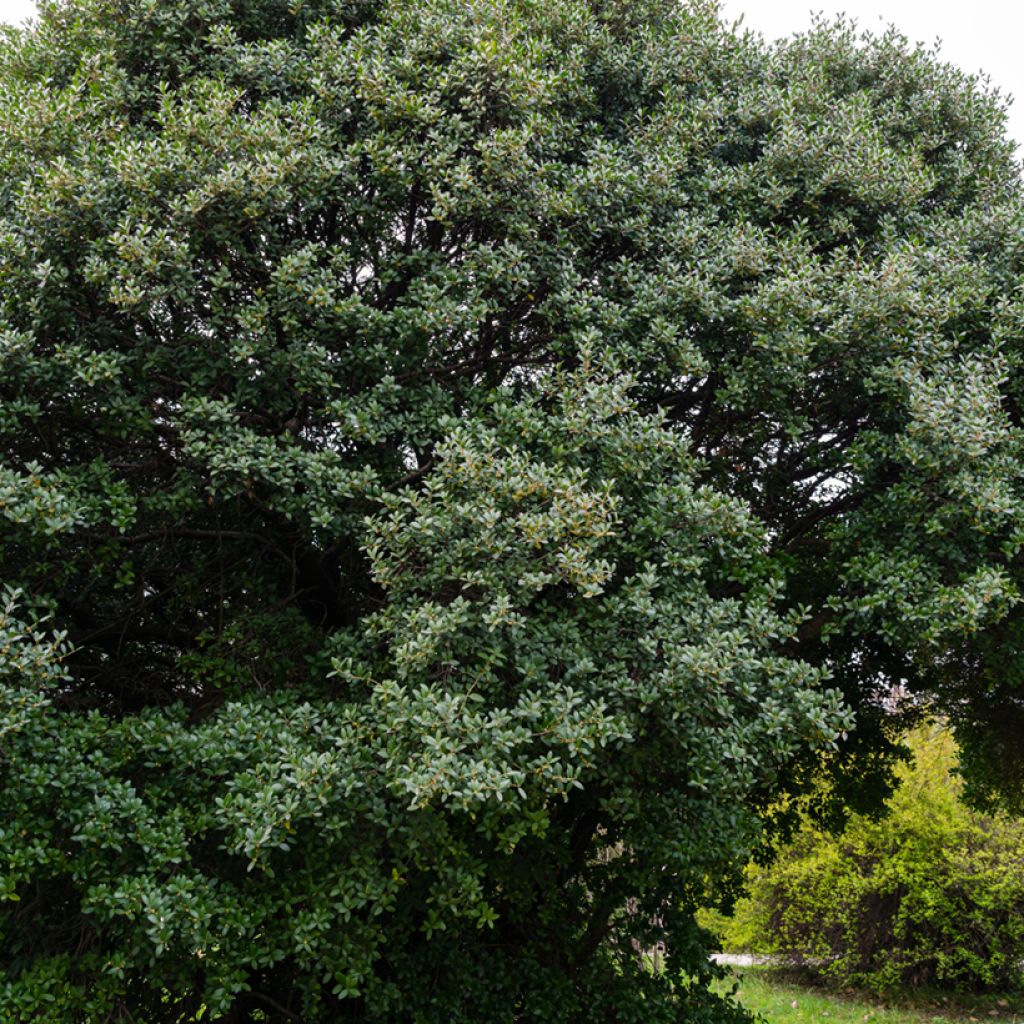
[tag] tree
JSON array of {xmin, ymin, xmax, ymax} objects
[{"xmin": 0, "ymin": 0, "xmax": 1021, "ymax": 1020}]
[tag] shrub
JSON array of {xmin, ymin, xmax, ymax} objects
[{"xmin": 721, "ymin": 727, "xmax": 1024, "ymax": 993}]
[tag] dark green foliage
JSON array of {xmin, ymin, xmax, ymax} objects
[
  {"xmin": 1, "ymin": 0, "xmax": 1023, "ymax": 1019},
  {"xmin": 714, "ymin": 728, "xmax": 1024, "ymax": 994}
]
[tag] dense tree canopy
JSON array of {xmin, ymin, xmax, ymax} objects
[{"xmin": 1, "ymin": 0, "xmax": 1023, "ymax": 1020}]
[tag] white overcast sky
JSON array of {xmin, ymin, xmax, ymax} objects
[{"xmin": 0, "ymin": 0, "xmax": 1021, "ymax": 151}]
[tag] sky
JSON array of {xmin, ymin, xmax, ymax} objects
[
  {"xmin": 0, "ymin": 0, "xmax": 1020, "ymax": 151},
  {"xmin": 0, "ymin": 0, "xmax": 31, "ymax": 27}
]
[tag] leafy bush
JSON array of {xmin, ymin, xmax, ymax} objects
[
  {"xmin": 718, "ymin": 727, "xmax": 1024, "ymax": 993},
  {"xmin": 1, "ymin": 370, "xmax": 841, "ymax": 1023}
]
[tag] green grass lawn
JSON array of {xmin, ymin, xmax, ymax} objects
[{"xmin": 720, "ymin": 968, "xmax": 1024, "ymax": 1024}]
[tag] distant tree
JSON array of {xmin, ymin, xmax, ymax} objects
[{"xmin": 0, "ymin": 0, "xmax": 1022, "ymax": 1020}]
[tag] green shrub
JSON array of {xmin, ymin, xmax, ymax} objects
[{"xmin": 720, "ymin": 727, "xmax": 1024, "ymax": 993}]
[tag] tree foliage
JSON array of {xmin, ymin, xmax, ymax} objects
[
  {"xmin": 1, "ymin": 0, "xmax": 1023, "ymax": 1019},
  {"xmin": 715, "ymin": 727, "xmax": 1024, "ymax": 993}
]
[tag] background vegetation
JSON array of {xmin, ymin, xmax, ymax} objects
[{"xmin": 712, "ymin": 727, "xmax": 1024, "ymax": 994}]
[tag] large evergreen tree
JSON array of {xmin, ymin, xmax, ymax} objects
[{"xmin": 1, "ymin": 0, "xmax": 1022, "ymax": 1019}]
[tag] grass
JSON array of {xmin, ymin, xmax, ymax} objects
[{"xmin": 718, "ymin": 967, "xmax": 1024, "ymax": 1024}]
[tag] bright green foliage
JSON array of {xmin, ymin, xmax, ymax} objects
[
  {"xmin": 718, "ymin": 727, "xmax": 1024, "ymax": 993},
  {"xmin": 1, "ymin": 0, "xmax": 1023, "ymax": 1020}
]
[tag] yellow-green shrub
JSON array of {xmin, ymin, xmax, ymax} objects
[{"xmin": 721, "ymin": 727, "xmax": 1024, "ymax": 993}]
